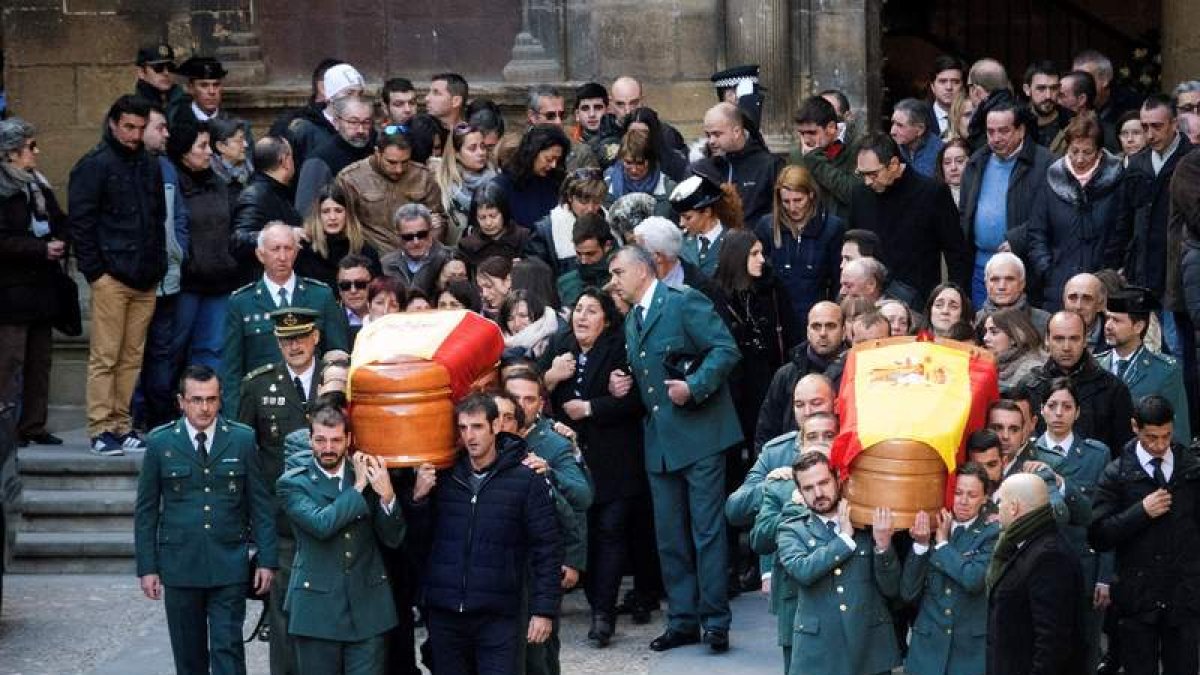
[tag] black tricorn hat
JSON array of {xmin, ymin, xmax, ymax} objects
[{"xmin": 176, "ymin": 56, "xmax": 228, "ymax": 80}]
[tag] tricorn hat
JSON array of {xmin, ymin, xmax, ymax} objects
[{"xmin": 176, "ymin": 56, "xmax": 228, "ymax": 81}]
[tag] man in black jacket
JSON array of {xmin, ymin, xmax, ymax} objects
[
  {"xmin": 987, "ymin": 472, "xmax": 1086, "ymax": 675},
  {"xmin": 848, "ymin": 133, "xmax": 971, "ymax": 303},
  {"xmin": 410, "ymin": 394, "xmax": 561, "ymax": 675},
  {"xmin": 292, "ymin": 94, "xmax": 375, "ymax": 215},
  {"xmin": 958, "ymin": 99, "xmax": 1053, "ymax": 305},
  {"xmin": 700, "ymin": 102, "xmax": 782, "ymax": 224},
  {"xmin": 1022, "ymin": 311, "xmax": 1134, "ymax": 456},
  {"xmin": 754, "ymin": 301, "xmax": 845, "ymax": 450},
  {"xmin": 1089, "ymin": 395, "xmax": 1200, "ymax": 675},
  {"xmin": 69, "ymin": 94, "xmax": 166, "ymax": 457},
  {"xmin": 231, "ymin": 136, "xmax": 301, "ymax": 283}
]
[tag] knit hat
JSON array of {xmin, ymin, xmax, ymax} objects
[
  {"xmin": 323, "ymin": 64, "xmax": 365, "ymax": 101},
  {"xmin": 0, "ymin": 118, "xmax": 34, "ymax": 155}
]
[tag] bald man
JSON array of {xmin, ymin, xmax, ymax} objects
[
  {"xmin": 1062, "ymin": 273, "xmax": 1107, "ymax": 352},
  {"xmin": 1023, "ymin": 310, "xmax": 1134, "ymax": 456},
  {"xmin": 987, "ymin": 473, "xmax": 1085, "ymax": 675},
  {"xmin": 964, "ymin": 58, "xmax": 1012, "ymax": 151},
  {"xmin": 700, "ymin": 102, "xmax": 782, "ymax": 224},
  {"xmin": 608, "ymin": 76, "xmax": 689, "ymax": 176}
]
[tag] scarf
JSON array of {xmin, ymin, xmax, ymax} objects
[
  {"xmin": 1066, "ymin": 155, "xmax": 1101, "ymax": 187},
  {"xmin": 605, "ymin": 161, "xmax": 660, "ymax": 198},
  {"xmin": 0, "ymin": 163, "xmax": 48, "ymax": 224},
  {"xmin": 985, "ymin": 503, "xmax": 1056, "ymax": 592},
  {"xmin": 450, "ymin": 168, "xmax": 496, "ymax": 214}
]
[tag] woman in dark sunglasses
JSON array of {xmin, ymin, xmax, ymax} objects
[{"xmin": 295, "ymin": 183, "xmax": 380, "ymax": 286}]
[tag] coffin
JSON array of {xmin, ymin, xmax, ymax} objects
[
  {"xmin": 350, "ymin": 356, "xmax": 457, "ymax": 468},
  {"xmin": 845, "ymin": 440, "xmax": 947, "ymax": 529}
]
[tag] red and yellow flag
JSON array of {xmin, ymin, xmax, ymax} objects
[{"xmin": 831, "ymin": 336, "xmax": 999, "ymax": 478}]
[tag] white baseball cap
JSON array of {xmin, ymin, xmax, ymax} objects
[{"xmin": 323, "ymin": 64, "xmax": 365, "ymax": 100}]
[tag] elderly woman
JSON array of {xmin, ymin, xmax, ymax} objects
[
  {"xmin": 0, "ymin": 118, "xmax": 69, "ymax": 446},
  {"xmin": 980, "ymin": 306, "xmax": 1046, "ymax": 393},
  {"xmin": 1028, "ymin": 112, "xmax": 1130, "ymax": 311},
  {"xmin": 542, "ymin": 287, "xmax": 647, "ymax": 647}
]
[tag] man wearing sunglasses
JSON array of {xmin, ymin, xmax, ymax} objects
[
  {"xmin": 334, "ymin": 254, "xmax": 374, "ymax": 347},
  {"xmin": 134, "ymin": 43, "xmax": 186, "ymax": 112},
  {"xmin": 380, "ymin": 203, "xmax": 453, "ymax": 298}
]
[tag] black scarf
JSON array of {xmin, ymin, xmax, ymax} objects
[{"xmin": 986, "ymin": 503, "xmax": 1056, "ymax": 591}]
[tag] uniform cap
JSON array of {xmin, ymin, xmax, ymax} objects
[
  {"xmin": 136, "ymin": 44, "xmax": 176, "ymax": 67},
  {"xmin": 271, "ymin": 308, "xmax": 320, "ymax": 338},
  {"xmin": 176, "ymin": 56, "xmax": 228, "ymax": 80},
  {"xmin": 669, "ymin": 174, "xmax": 723, "ymax": 213}
]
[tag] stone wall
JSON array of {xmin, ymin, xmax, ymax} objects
[{"xmin": 1162, "ymin": 0, "xmax": 1200, "ymax": 91}]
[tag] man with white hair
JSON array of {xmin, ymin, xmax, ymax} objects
[
  {"xmin": 987, "ymin": 473, "xmax": 1085, "ymax": 675},
  {"xmin": 1174, "ymin": 80, "xmax": 1200, "ymax": 145},
  {"xmin": 839, "ymin": 257, "xmax": 886, "ymax": 304},
  {"xmin": 220, "ymin": 221, "xmax": 348, "ymax": 412},
  {"xmin": 975, "ymin": 252, "xmax": 1051, "ymax": 335},
  {"xmin": 632, "ymin": 216, "xmax": 716, "ymax": 298}
]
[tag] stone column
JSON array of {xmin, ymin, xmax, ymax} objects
[
  {"xmin": 1162, "ymin": 0, "xmax": 1200, "ymax": 93},
  {"xmin": 503, "ymin": 0, "xmax": 565, "ymax": 82},
  {"xmin": 724, "ymin": 0, "xmax": 793, "ymax": 151},
  {"xmin": 792, "ymin": 0, "xmax": 882, "ymax": 137}
]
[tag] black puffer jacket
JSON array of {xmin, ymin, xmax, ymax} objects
[
  {"xmin": 68, "ymin": 129, "xmax": 166, "ymax": 289},
  {"xmin": 176, "ymin": 163, "xmax": 239, "ymax": 295},
  {"xmin": 706, "ymin": 137, "xmax": 784, "ymax": 224},
  {"xmin": 0, "ymin": 180, "xmax": 68, "ymax": 324},
  {"xmin": 411, "ymin": 433, "xmax": 562, "ymax": 618},
  {"xmin": 230, "ymin": 172, "xmax": 301, "ymax": 278},
  {"xmin": 753, "ymin": 341, "xmax": 845, "ymax": 451}
]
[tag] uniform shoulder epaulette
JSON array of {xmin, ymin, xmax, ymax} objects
[
  {"xmin": 1082, "ymin": 438, "xmax": 1111, "ymax": 454},
  {"xmin": 1149, "ymin": 351, "xmax": 1178, "ymax": 366},
  {"xmin": 222, "ymin": 418, "xmax": 254, "ymax": 433},
  {"xmin": 147, "ymin": 420, "xmax": 177, "ymax": 438},
  {"xmin": 243, "ymin": 363, "xmax": 277, "ymax": 381},
  {"xmin": 765, "ymin": 430, "xmax": 800, "ymax": 450},
  {"xmin": 299, "ymin": 275, "xmax": 329, "ymax": 288},
  {"xmin": 282, "ymin": 465, "xmax": 309, "ymax": 479},
  {"xmin": 231, "ymin": 281, "xmax": 256, "ymax": 295}
]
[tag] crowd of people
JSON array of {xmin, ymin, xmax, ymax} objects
[{"xmin": 2, "ymin": 39, "xmax": 1200, "ymax": 675}]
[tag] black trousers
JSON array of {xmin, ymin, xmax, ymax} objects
[
  {"xmin": 426, "ymin": 608, "xmax": 518, "ymax": 675},
  {"xmin": 0, "ymin": 322, "xmax": 52, "ymax": 436},
  {"xmin": 586, "ymin": 497, "xmax": 630, "ymax": 617},
  {"xmin": 1119, "ymin": 614, "xmax": 1199, "ymax": 675}
]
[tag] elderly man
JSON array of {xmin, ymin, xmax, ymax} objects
[
  {"xmin": 964, "ymin": 58, "xmax": 1012, "ymax": 151},
  {"xmin": 1022, "ymin": 311, "xmax": 1134, "ymax": 457},
  {"xmin": 293, "ymin": 94, "xmax": 375, "ymax": 214},
  {"xmin": 380, "ymin": 203, "xmax": 453, "ymax": 298},
  {"xmin": 975, "ymin": 252, "xmax": 1051, "ymax": 335},
  {"xmin": 849, "ymin": 133, "xmax": 970, "ymax": 303},
  {"xmin": 607, "ymin": 245, "xmax": 742, "ymax": 653},
  {"xmin": 288, "ymin": 63, "xmax": 365, "ymax": 168},
  {"xmin": 959, "ymin": 99, "xmax": 1053, "ymax": 306},
  {"xmin": 1174, "ymin": 80, "xmax": 1200, "ymax": 146},
  {"xmin": 220, "ymin": 222, "xmax": 348, "ymax": 413},
  {"xmin": 755, "ymin": 301, "xmax": 845, "ymax": 450},
  {"xmin": 333, "ymin": 254, "xmax": 373, "ymax": 346},
  {"xmin": 889, "ymin": 98, "xmax": 943, "ymax": 178},
  {"xmin": 1063, "ymin": 273, "xmax": 1108, "ymax": 353},
  {"xmin": 839, "ymin": 257, "xmax": 886, "ymax": 304},
  {"xmin": 701, "ymin": 102, "xmax": 782, "ymax": 224},
  {"xmin": 631, "ymin": 216, "xmax": 715, "ymax": 298},
  {"xmin": 987, "ymin": 473, "xmax": 1085, "ymax": 675},
  {"xmin": 337, "ymin": 128, "xmax": 445, "ymax": 253}
]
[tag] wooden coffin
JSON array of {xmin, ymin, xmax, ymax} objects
[{"xmin": 350, "ymin": 356, "xmax": 457, "ymax": 468}]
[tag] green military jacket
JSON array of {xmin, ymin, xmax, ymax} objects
[
  {"xmin": 679, "ymin": 228, "xmax": 726, "ymax": 278},
  {"xmin": 726, "ymin": 431, "xmax": 799, "ymax": 527},
  {"xmin": 624, "ymin": 281, "xmax": 742, "ymax": 472},
  {"xmin": 219, "ymin": 276, "xmax": 347, "ymax": 412},
  {"xmin": 1096, "ymin": 346, "xmax": 1191, "ymax": 443},
  {"xmin": 238, "ymin": 361, "xmax": 321, "ymax": 538},
  {"xmin": 748, "ymin": 476, "xmax": 807, "ymax": 648},
  {"xmin": 900, "ymin": 517, "xmax": 999, "ymax": 675},
  {"xmin": 277, "ymin": 458, "xmax": 404, "ymax": 642},
  {"xmin": 525, "ymin": 417, "xmax": 594, "ymax": 571},
  {"xmin": 134, "ymin": 416, "xmax": 278, "ymax": 587},
  {"xmin": 777, "ymin": 509, "xmax": 902, "ymax": 675}
]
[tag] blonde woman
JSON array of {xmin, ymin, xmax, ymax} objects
[
  {"xmin": 296, "ymin": 183, "xmax": 380, "ymax": 285},
  {"xmin": 436, "ymin": 122, "xmax": 496, "ymax": 246}
]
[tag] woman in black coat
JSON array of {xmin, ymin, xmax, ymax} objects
[
  {"xmin": 295, "ymin": 182, "xmax": 381, "ymax": 286},
  {"xmin": 543, "ymin": 288, "xmax": 647, "ymax": 646},
  {"xmin": 0, "ymin": 117, "xmax": 69, "ymax": 446}
]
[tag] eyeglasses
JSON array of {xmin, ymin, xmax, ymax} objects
[
  {"xmin": 1179, "ymin": 104, "xmax": 1200, "ymax": 115},
  {"xmin": 384, "ymin": 124, "xmax": 409, "ymax": 135},
  {"xmin": 339, "ymin": 116, "xmax": 373, "ymax": 129},
  {"xmin": 337, "ymin": 280, "xmax": 369, "ymax": 291},
  {"xmin": 400, "ymin": 230, "xmax": 431, "ymax": 242},
  {"xmin": 854, "ymin": 167, "xmax": 885, "ymax": 179},
  {"xmin": 148, "ymin": 62, "xmax": 172, "ymax": 74},
  {"xmin": 539, "ymin": 111, "xmax": 566, "ymax": 121}
]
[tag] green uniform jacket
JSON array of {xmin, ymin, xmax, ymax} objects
[
  {"xmin": 220, "ymin": 276, "xmax": 347, "ymax": 412},
  {"xmin": 900, "ymin": 518, "xmax": 999, "ymax": 675},
  {"xmin": 748, "ymin": 476, "xmax": 807, "ymax": 648},
  {"xmin": 1096, "ymin": 347, "xmax": 1191, "ymax": 443},
  {"xmin": 679, "ymin": 228, "xmax": 725, "ymax": 278},
  {"xmin": 777, "ymin": 511, "xmax": 901, "ymax": 675},
  {"xmin": 1033, "ymin": 434, "xmax": 1115, "ymax": 585},
  {"xmin": 624, "ymin": 282, "xmax": 742, "ymax": 472},
  {"xmin": 277, "ymin": 458, "xmax": 404, "ymax": 642},
  {"xmin": 726, "ymin": 431, "xmax": 798, "ymax": 527},
  {"xmin": 134, "ymin": 417, "xmax": 279, "ymax": 586},
  {"xmin": 238, "ymin": 361, "xmax": 320, "ymax": 538},
  {"xmin": 525, "ymin": 417, "xmax": 594, "ymax": 571}
]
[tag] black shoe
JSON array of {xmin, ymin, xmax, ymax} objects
[
  {"xmin": 1096, "ymin": 655, "xmax": 1119, "ymax": 675},
  {"xmin": 22, "ymin": 432, "xmax": 63, "ymax": 446},
  {"xmin": 649, "ymin": 629, "xmax": 700, "ymax": 652},
  {"xmin": 703, "ymin": 629, "xmax": 730, "ymax": 653},
  {"xmin": 738, "ymin": 565, "xmax": 760, "ymax": 592},
  {"xmin": 588, "ymin": 614, "xmax": 614, "ymax": 647}
]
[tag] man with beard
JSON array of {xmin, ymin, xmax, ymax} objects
[
  {"xmin": 294, "ymin": 95, "xmax": 375, "ymax": 214},
  {"xmin": 1022, "ymin": 311, "xmax": 1134, "ymax": 456},
  {"xmin": 775, "ymin": 451, "xmax": 902, "ymax": 675},
  {"xmin": 754, "ymin": 301, "xmax": 845, "ymax": 450},
  {"xmin": 1024, "ymin": 61, "xmax": 1071, "ymax": 148},
  {"xmin": 277, "ymin": 405, "xmax": 403, "ymax": 675},
  {"xmin": 700, "ymin": 102, "xmax": 782, "ymax": 224}
]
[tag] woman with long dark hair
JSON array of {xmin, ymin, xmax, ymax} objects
[
  {"xmin": 542, "ymin": 288, "xmax": 649, "ymax": 647},
  {"xmin": 457, "ymin": 182, "xmax": 531, "ymax": 267},
  {"xmin": 494, "ymin": 124, "xmax": 571, "ymax": 228}
]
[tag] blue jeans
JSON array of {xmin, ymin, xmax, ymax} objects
[
  {"xmin": 136, "ymin": 293, "xmax": 180, "ymax": 429},
  {"xmin": 173, "ymin": 292, "xmax": 228, "ymax": 372}
]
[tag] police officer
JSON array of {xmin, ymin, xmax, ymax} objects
[
  {"xmin": 1098, "ymin": 288, "xmax": 1191, "ymax": 443},
  {"xmin": 277, "ymin": 404, "xmax": 403, "ymax": 675},
  {"xmin": 607, "ymin": 245, "xmax": 742, "ymax": 653},
  {"xmin": 221, "ymin": 221, "xmax": 346, "ymax": 412},
  {"xmin": 134, "ymin": 364, "xmax": 278, "ymax": 675},
  {"xmin": 238, "ymin": 307, "xmax": 325, "ymax": 675}
]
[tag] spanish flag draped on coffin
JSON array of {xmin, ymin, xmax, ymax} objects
[
  {"xmin": 347, "ymin": 310, "xmax": 505, "ymax": 468},
  {"xmin": 830, "ymin": 335, "xmax": 999, "ymax": 527}
]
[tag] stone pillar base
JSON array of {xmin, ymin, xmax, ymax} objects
[{"xmin": 503, "ymin": 32, "xmax": 562, "ymax": 82}]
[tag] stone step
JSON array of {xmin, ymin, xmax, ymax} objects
[
  {"xmin": 20, "ymin": 489, "xmax": 135, "ymax": 516},
  {"xmin": 14, "ymin": 531, "xmax": 134, "ymax": 558},
  {"xmin": 20, "ymin": 514, "xmax": 133, "ymax": 532},
  {"xmin": 22, "ymin": 472, "xmax": 138, "ymax": 491},
  {"xmin": 7, "ymin": 556, "xmax": 134, "ymax": 574},
  {"xmin": 225, "ymin": 31, "xmax": 260, "ymax": 46},
  {"xmin": 224, "ymin": 61, "xmax": 267, "ymax": 86},
  {"xmin": 18, "ymin": 442, "xmax": 144, "ymax": 476}
]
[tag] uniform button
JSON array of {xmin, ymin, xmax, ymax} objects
[
  {"xmin": 639, "ymin": 351, "xmax": 646, "ymax": 358},
  {"xmin": 204, "ymin": 505, "xmax": 211, "ymax": 512},
  {"xmin": 344, "ymin": 551, "xmax": 352, "ymax": 558},
  {"xmin": 839, "ymin": 604, "xmax": 847, "ymax": 612},
  {"xmin": 836, "ymin": 586, "xmax": 844, "ymax": 594},
  {"xmin": 203, "ymin": 468, "xmax": 210, "ymax": 474},
  {"xmin": 344, "ymin": 532, "xmax": 351, "ymax": 539},
  {"xmin": 204, "ymin": 523, "xmax": 211, "ymax": 529},
  {"xmin": 944, "ymin": 608, "xmax": 952, "ymax": 616},
  {"xmin": 647, "ymin": 387, "xmax": 654, "ymax": 394},
  {"xmin": 946, "ymin": 628, "xmax": 953, "ymax": 635},
  {"xmin": 834, "ymin": 568, "xmax": 842, "ymax": 576},
  {"xmin": 944, "ymin": 588, "xmax": 952, "ymax": 595},
  {"xmin": 303, "ymin": 581, "xmax": 310, "ymax": 588},
  {"xmin": 205, "ymin": 487, "xmax": 212, "ymax": 493},
  {"xmin": 652, "ymin": 405, "xmax": 659, "ymax": 412}
]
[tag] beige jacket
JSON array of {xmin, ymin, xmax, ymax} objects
[{"xmin": 335, "ymin": 156, "xmax": 445, "ymax": 254}]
